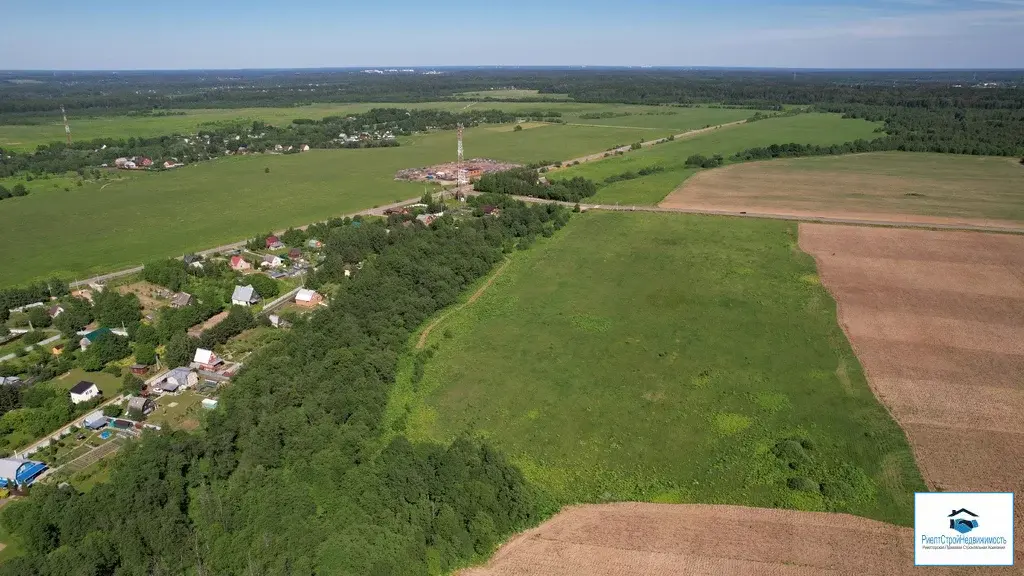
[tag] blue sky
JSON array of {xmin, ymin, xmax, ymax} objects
[{"xmin": 1, "ymin": 0, "xmax": 1022, "ymax": 69}]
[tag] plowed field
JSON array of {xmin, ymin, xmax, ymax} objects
[
  {"xmin": 800, "ymin": 224, "xmax": 1024, "ymax": 566},
  {"xmin": 460, "ymin": 503, "xmax": 977, "ymax": 576},
  {"xmin": 661, "ymin": 153, "xmax": 1024, "ymax": 229}
]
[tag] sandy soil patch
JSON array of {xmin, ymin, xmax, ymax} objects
[
  {"xmin": 661, "ymin": 156, "xmax": 1024, "ymax": 230},
  {"xmin": 460, "ymin": 503, "xmax": 975, "ymax": 576},
  {"xmin": 800, "ymin": 223, "xmax": 1024, "ymax": 566},
  {"xmin": 117, "ymin": 281, "xmax": 173, "ymax": 314}
]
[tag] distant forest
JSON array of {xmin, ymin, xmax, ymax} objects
[{"xmin": 1, "ymin": 68, "xmax": 1022, "ymax": 156}]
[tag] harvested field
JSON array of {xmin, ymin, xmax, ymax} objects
[
  {"xmin": 663, "ymin": 152, "xmax": 1024, "ymax": 228},
  {"xmin": 460, "ymin": 503, "xmax": 974, "ymax": 576},
  {"xmin": 800, "ymin": 223, "xmax": 1024, "ymax": 566}
]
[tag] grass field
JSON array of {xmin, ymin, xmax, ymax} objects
[
  {"xmin": 389, "ymin": 212, "xmax": 925, "ymax": 525},
  {"xmin": 0, "ymin": 110, "xmax": 758, "ymax": 287},
  {"xmin": 664, "ymin": 152, "xmax": 1024, "ymax": 223},
  {"xmin": 55, "ymin": 368, "xmax": 121, "ymax": 397},
  {"xmin": 556, "ymin": 114, "xmax": 883, "ymax": 206}
]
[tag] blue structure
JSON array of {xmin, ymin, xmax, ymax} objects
[{"xmin": 0, "ymin": 457, "xmax": 48, "ymax": 488}]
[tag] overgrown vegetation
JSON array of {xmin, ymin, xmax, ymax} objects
[
  {"xmin": 475, "ymin": 167, "xmax": 597, "ymax": 202},
  {"xmin": 0, "ymin": 198, "xmax": 571, "ymax": 575}
]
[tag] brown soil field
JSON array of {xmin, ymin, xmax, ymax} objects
[
  {"xmin": 800, "ymin": 224, "xmax": 1024, "ymax": 566},
  {"xmin": 661, "ymin": 153, "xmax": 1024, "ymax": 229},
  {"xmin": 460, "ymin": 503, "xmax": 990, "ymax": 576}
]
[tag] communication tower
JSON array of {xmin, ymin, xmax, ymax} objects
[
  {"xmin": 61, "ymin": 105, "xmax": 72, "ymax": 146},
  {"xmin": 456, "ymin": 123, "xmax": 468, "ymax": 199}
]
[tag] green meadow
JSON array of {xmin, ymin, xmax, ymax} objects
[
  {"xmin": 556, "ymin": 113, "xmax": 884, "ymax": 205},
  {"xmin": 390, "ymin": 211, "xmax": 925, "ymax": 525},
  {"xmin": 0, "ymin": 108, "xmax": 759, "ymax": 286}
]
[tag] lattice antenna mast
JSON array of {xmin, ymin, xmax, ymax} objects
[
  {"xmin": 61, "ymin": 105, "xmax": 72, "ymax": 146},
  {"xmin": 456, "ymin": 123, "xmax": 467, "ymax": 189}
]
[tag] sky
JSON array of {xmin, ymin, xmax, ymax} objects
[{"xmin": 1, "ymin": 0, "xmax": 1022, "ymax": 69}]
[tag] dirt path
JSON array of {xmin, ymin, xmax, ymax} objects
[
  {"xmin": 553, "ymin": 120, "xmax": 748, "ymax": 169},
  {"xmin": 459, "ymin": 502, "xmax": 986, "ymax": 576},
  {"xmin": 416, "ymin": 258, "xmax": 510, "ymax": 350}
]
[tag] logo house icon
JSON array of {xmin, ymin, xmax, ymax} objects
[{"xmin": 948, "ymin": 509, "xmax": 979, "ymax": 534}]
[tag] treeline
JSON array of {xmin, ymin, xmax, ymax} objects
[
  {"xmin": 475, "ymin": 167, "xmax": 597, "ymax": 202},
  {"xmin": 0, "ymin": 279, "xmax": 68, "ymax": 322},
  {"xmin": 685, "ymin": 154, "xmax": 725, "ymax": 169},
  {"xmin": 602, "ymin": 165, "xmax": 665, "ymax": 184},
  {"xmin": 0, "ymin": 183, "xmax": 30, "ymax": 202},
  {"xmin": 0, "ymin": 199, "xmax": 570, "ymax": 575}
]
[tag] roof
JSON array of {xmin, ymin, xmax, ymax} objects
[
  {"xmin": 83, "ymin": 411, "xmax": 106, "ymax": 424},
  {"xmin": 167, "ymin": 367, "xmax": 192, "ymax": 383},
  {"xmin": 194, "ymin": 348, "xmax": 217, "ymax": 364},
  {"xmin": 183, "ymin": 254, "xmax": 201, "ymax": 264},
  {"xmin": 262, "ymin": 254, "xmax": 281, "ymax": 263},
  {"xmin": 82, "ymin": 327, "xmax": 112, "ymax": 342},
  {"xmin": 0, "ymin": 458, "xmax": 28, "ymax": 480},
  {"xmin": 69, "ymin": 381, "xmax": 97, "ymax": 395},
  {"xmin": 295, "ymin": 288, "xmax": 319, "ymax": 302},
  {"xmin": 171, "ymin": 292, "xmax": 192, "ymax": 306},
  {"xmin": 232, "ymin": 285, "xmax": 257, "ymax": 303},
  {"xmin": 127, "ymin": 397, "xmax": 148, "ymax": 411},
  {"xmin": 48, "ymin": 305, "xmax": 64, "ymax": 316}
]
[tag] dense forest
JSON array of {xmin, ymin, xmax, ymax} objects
[
  {"xmin": 0, "ymin": 196, "xmax": 570, "ymax": 575},
  {"xmin": 475, "ymin": 168, "xmax": 598, "ymax": 202},
  {"xmin": 0, "ymin": 107, "xmax": 563, "ymax": 179}
]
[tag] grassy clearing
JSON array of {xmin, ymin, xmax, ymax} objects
[
  {"xmin": 556, "ymin": 114, "xmax": 883, "ymax": 206},
  {"xmin": 0, "ymin": 114, "xmax": 750, "ymax": 287},
  {"xmin": 55, "ymin": 368, "xmax": 122, "ymax": 397},
  {"xmin": 669, "ymin": 152, "xmax": 1024, "ymax": 222},
  {"xmin": 455, "ymin": 89, "xmax": 571, "ymax": 100},
  {"xmin": 148, "ymin": 391, "xmax": 207, "ymax": 429},
  {"xmin": 389, "ymin": 211, "xmax": 925, "ymax": 525}
]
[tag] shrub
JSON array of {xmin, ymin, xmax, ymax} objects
[
  {"xmin": 787, "ymin": 476, "xmax": 819, "ymax": 492},
  {"xmin": 103, "ymin": 405, "xmax": 122, "ymax": 418},
  {"xmin": 22, "ymin": 331, "xmax": 48, "ymax": 345}
]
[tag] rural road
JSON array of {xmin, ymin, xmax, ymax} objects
[
  {"xmin": 65, "ymin": 117, "xmax": 1020, "ymax": 289},
  {"xmin": 69, "ymin": 197, "xmax": 428, "ymax": 289}
]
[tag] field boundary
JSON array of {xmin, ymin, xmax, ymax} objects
[{"xmin": 416, "ymin": 257, "xmax": 511, "ymax": 350}]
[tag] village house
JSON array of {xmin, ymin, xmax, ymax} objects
[
  {"xmin": 170, "ymin": 292, "xmax": 193, "ymax": 308},
  {"xmin": 265, "ymin": 235, "xmax": 284, "ymax": 250},
  {"xmin": 158, "ymin": 367, "xmax": 198, "ymax": 393},
  {"xmin": 231, "ymin": 285, "xmax": 260, "ymax": 306},
  {"xmin": 288, "ymin": 248, "xmax": 302, "ymax": 260},
  {"xmin": 79, "ymin": 327, "xmax": 112, "ymax": 351},
  {"xmin": 48, "ymin": 305, "xmax": 65, "ymax": 319},
  {"xmin": 83, "ymin": 411, "xmax": 107, "ymax": 430},
  {"xmin": 183, "ymin": 254, "xmax": 204, "ymax": 269},
  {"xmin": 230, "ymin": 255, "xmax": 252, "ymax": 272},
  {"xmin": 294, "ymin": 288, "xmax": 323, "ymax": 308},
  {"xmin": 261, "ymin": 254, "xmax": 283, "ymax": 268},
  {"xmin": 130, "ymin": 364, "xmax": 149, "ymax": 376},
  {"xmin": 193, "ymin": 348, "xmax": 223, "ymax": 371},
  {"xmin": 126, "ymin": 396, "xmax": 155, "ymax": 419},
  {"xmin": 307, "ymin": 238, "xmax": 323, "ymax": 249},
  {"xmin": 69, "ymin": 381, "xmax": 100, "ymax": 404}
]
